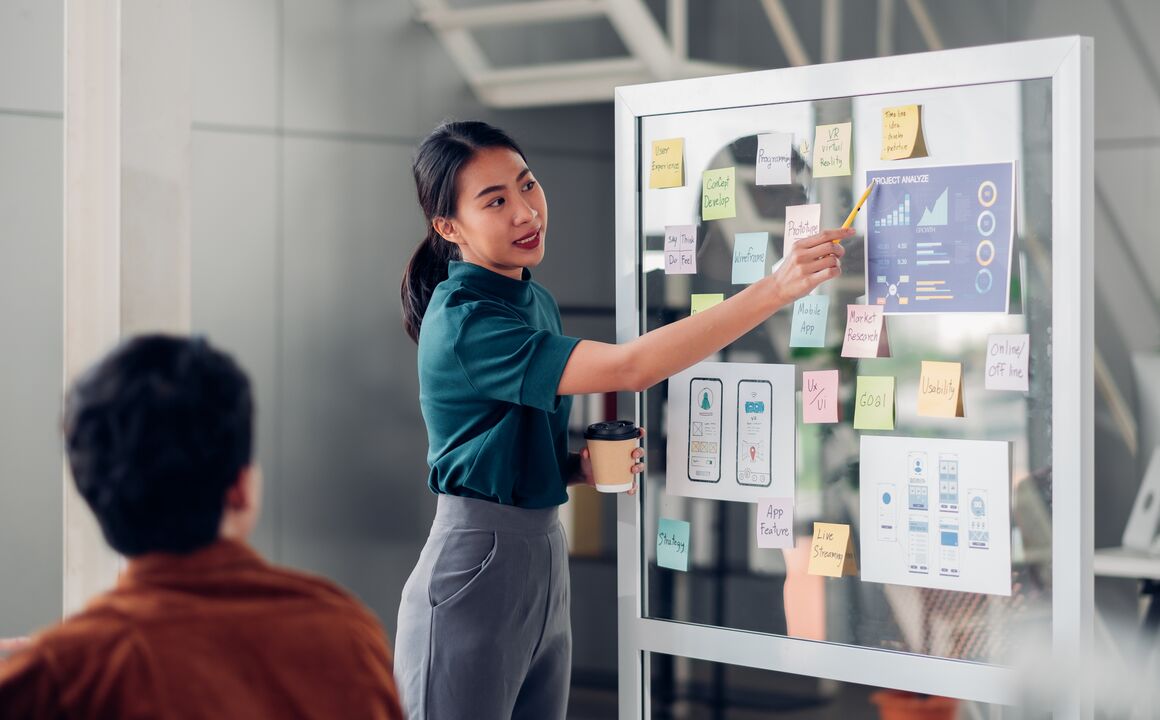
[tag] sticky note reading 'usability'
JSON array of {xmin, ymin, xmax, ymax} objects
[
  {"xmin": 756, "ymin": 132, "xmax": 793, "ymax": 186},
  {"xmin": 790, "ymin": 295, "xmax": 829, "ymax": 348},
  {"xmin": 690, "ymin": 293, "xmax": 724, "ymax": 315},
  {"xmin": 985, "ymin": 334, "xmax": 1030, "ymax": 392},
  {"xmin": 701, "ymin": 167, "xmax": 736, "ymax": 220},
  {"xmin": 812, "ymin": 122, "xmax": 852, "ymax": 178},
  {"xmin": 657, "ymin": 518, "xmax": 690, "ymax": 571},
  {"xmin": 731, "ymin": 232, "xmax": 769, "ymax": 285},
  {"xmin": 841, "ymin": 305, "xmax": 891, "ymax": 358},
  {"xmin": 808, "ymin": 522, "xmax": 857, "ymax": 577},
  {"xmin": 802, "ymin": 369, "xmax": 839, "ymax": 424},
  {"xmin": 854, "ymin": 376, "xmax": 895, "ymax": 430},
  {"xmin": 918, "ymin": 360, "xmax": 965, "ymax": 417},
  {"xmin": 756, "ymin": 498, "xmax": 794, "ymax": 549},
  {"xmin": 880, "ymin": 105, "xmax": 928, "ymax": 160},
  {"xmin": 649, "ymin": 138, "xmax": 684, "ymax": 189},
  {"xmin": 664, "ymin": 224, "xmax": 697, "ymax": 275},
  {"xmin": 783, "ymin": 203, "xmax": 821, "ymax": 257}
]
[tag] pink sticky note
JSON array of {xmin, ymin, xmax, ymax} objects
[
  {"xmin": 756, "ymin": 498, "xmax": 794, "ymax": 549},
  {"xmin": 802, "ymin": 370, "xmax": 840, "ymax": 423},
  {"xmin": 841, "ymin": 304, "xmax": 891, "ymax": 358}
]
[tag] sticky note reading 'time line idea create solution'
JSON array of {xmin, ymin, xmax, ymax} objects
[
  {"xmin": 649, "ymin": 138, "xmax": 684, "ymax": 189},
  {"xmin": 812, "ymin": 122, "xmax": 852, "ymax": 178},
  {"xmin": 802, "ymin": 369, "xmax": 840, "ymax": 424},
  {"xmin": 790, "ymin": 295, "xmax": 829, "ymax": 348},
  {"xmin": 691, "ymin": 293, "xmax": 724, "ymax": 315},
  {"xmin": 917, "ymin": 360, "xmax": 965, "ymax": 418},
  {"xmin": 881, "ymin": 105, "xmax": 928, "ymax": 160},
  {"xmin": 808, "ymin": 522, "xmax": 857, "ymax": 577},
  {"xmin": 756, "ymin": 498, "xmax": 794, "ymax": 549},
  {"xmin": 854, "ymin": 376, "xmax": 895, "ymax": 430},
  {"xmin": 657, "ymin": 518, "xmax": 690, "ymax": 571},
  {"xmin": 701, "ymin": 167, "xmax": 736, "ymax": 220}
]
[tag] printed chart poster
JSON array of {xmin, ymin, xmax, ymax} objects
[
  {"xmin": 666, "ymin": 361, "xmax": 795, "ymax": 504},
  {"xmin": 859, "ymin": 436, "xmax": 1012, "ymax": 596},
  {"xmin": 864, "ymin": 162, "xmax": 1015, "ymax": 314}
]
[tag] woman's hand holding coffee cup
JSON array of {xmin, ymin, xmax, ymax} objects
[{"xmin": 579, "ymin": 422, "xmax": 645, "ymax": 495}]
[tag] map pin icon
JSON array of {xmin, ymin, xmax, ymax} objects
[{"xmin": 749, "ymin": 446, "xmax": 756, "ymax": 461}]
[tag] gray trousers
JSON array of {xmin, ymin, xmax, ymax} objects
[{"xmin": 395, "ymin": 494, "xmax": 572, "ymax": 720}]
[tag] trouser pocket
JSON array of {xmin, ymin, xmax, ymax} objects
[{"xmin": 427, "ymin": 528, "xmax": 497, "ymax": 607}]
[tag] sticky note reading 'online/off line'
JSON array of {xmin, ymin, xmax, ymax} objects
[
  {"xmin": 881, "ymin": 104, "xmax": 928, "ymax": 160},
  {"xmin": 701, "ymin": 167, "xmax": 736, "ymax": 221},
  {"xmin": 812, "ymin": 122, "xmax": 852, "ymax": 178},
  {"xmin": 802, "ymin": 369, "xmax": 839, "ymax": 424},
  {"xmin": 691, "ymin": 293, "xmax": 724, "ymax": 315},
  {"xmin": 783, "ymin": 203, "xmax": 821, "ymax": 257},
  {"xmin": 657, "ymin": 518, "xmax": 690, "ymax": 571},
  {"xmin": 808, "ymin": 522, "xmax": 856, "ymax": 577},
  {"xmin": 649, "ymin": 138, "xmax": 684, "ymax": 189},
  {"xmin": 985, "ymin": 334, "xmax": 1030, "ymax": 392},
  {"xmin": 841, "ymin": 305, "xmax": 891, "ymax": 358},
  {"xmin": 918, "ymin": 360, "xmax": 965, "ymax": 418},
  {"xmin": 731, "ymin": 232, "xmax": 769, "ymax": 285},
  {"xmin": 664, "ymin": 224, "xmax": 697, "ymax": 275},
  {"xmin": 790, "ymin": 295, "xmax": 829, "ymax": 348},
  {"xmin": 854, "ymin": 375, "xmax": 895, "ymax": 430},
  {"xmin": 756, "ymin": 498, "xmax": 794, "ymax": 549},
  {"xmin": 756, "ymin": 132, "xmax": 793, "ymax": 186}
]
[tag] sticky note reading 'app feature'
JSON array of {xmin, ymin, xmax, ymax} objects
[
  {"xmin": 701, "ymin": 167, "xmax": 736, "ymax": 220},
  {"xmin": 731, "ymin": 232, "xmax": 769, "ymax": 285},
  {"xmin": 790, "ymin": 295, "xmax": 829, "ymax": 348},
  {"xmin": 649, "ymin": 138, "xmax": 684, "ymax": 189},
  {"xmin": 812, "ymin": 122, "xmax": 852, "ymax": 178},
  {"xmin": 756, "ymin": 498, "xmax": 794, "ymax": 549},
  {"xmin": 802, "ymin": 369, "xmax": 839, "ymax": 424},
  {"xmin": 657, "ymin": 518, "xmax": 690, "ymax": 571},
  {"xmin": 854, "ymin": 376, "xmax": 895, "ymax": 430}
]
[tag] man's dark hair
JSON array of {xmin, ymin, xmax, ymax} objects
[{"xmin": 64, "ymin": 335, "xmax": 254, "ymax": 556}]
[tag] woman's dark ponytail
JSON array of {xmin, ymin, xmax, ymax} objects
[{"xmin": 401, "ymin": 120, "xmax": 527, "ymax": 343}]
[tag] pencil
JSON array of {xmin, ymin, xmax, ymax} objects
[{"xmin": 837, "ymin": 179, "xmax": 878, "ymax": 240}]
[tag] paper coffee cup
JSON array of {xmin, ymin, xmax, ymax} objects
[{"xmin": 584, "ymin": 420, "xmax": 640, "ymax": 493}]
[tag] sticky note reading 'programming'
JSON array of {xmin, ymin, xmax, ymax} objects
[{"xmin": 756, "ymin": 132, "xmax": 793, "ymax": 186}]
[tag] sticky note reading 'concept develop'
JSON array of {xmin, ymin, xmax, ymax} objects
[
  {"xmin": 783, "ymin": 203, "xmax": 822, "ymax": 257},
  {"xmin": 701, "ymin": 167, "xmax": 736, "ymax": 220},
  {"xmin": 802, "ymin": 369, "xmax": 840, "ymax": 424},
  {"xmin": 790, "ymin": 295, "xmax": 830, "ymax": 348},
  {"xmin": 918, "ymin": 360, "xmax": 965, "ymax": 417},
  {"xmin": 664, "ymin": 225, "xmax": 697, "ymax": 275},
  {"xmin": 732, "ymin": 232, "xmax": 769, "ymax": 284},
  {"xmin": 808, "ymin": 522, "xmax": 857, "ymax": 577},
  {"xmin": 854, "ymin": 376, "xmax": 895, "ymax": 430},
  {"xmin": 756, "ymin": 498, "xmax": 794, "ymax": 549},
  {"xmin": 880, "ymin": 105, "xmax": 928, "ymax": 160},
  {"xmin": 657, "ymin": 518, "xmax": 690, "ymax": 571},
  {"xmin": 841, "ymin": 305, "xmax": 891, "ymax": 358},
  {"xmin": 690, "ymin": 293, "xmax": 724, "ymax": 315},
  {"xmin": 985, "ymin": 334, "xmax": 1030, "ymax": 392},
  {"xmin": 756, "ymin": 132, "xmax": 793, "ymax": 186},
  {"xmin": 649, "ymin": 138, "xmax": 684, "ymax": 188},
  {"xmin": 812, "ymin": 122, "xmax": 852, "ymax": 178}
]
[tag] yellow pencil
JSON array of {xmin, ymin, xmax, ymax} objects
[{"xmin": 837, "ymin": 178, "xmax": 878, "ymax": 240}]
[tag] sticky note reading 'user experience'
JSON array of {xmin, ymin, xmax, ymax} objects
[
  {"xmin": 732, "ymin": 232, "xmax": 769, "ymax": 285},
  {"xmin": 790, "ymin": 295, "xmax": 829, "ymax": 348},
  {"xmin": 841, "ymin": 305, "xmax": 891, "ymax": 358},
  {"xmin": 657, "ymin": 518, "xmax": 690, "ymax": 571},
  {"xmin": 783, "ymin": 203, "xmax": 822, "ymax": 257},
  {"xmin": 854, "ymin": 376, "xmax": 895, "ymax": 430},
  {"xmin": 649, "ymin": 138, "xmax": 684, "ymax": 189},
  {"xmin": 918, "ymin": 360, "xmax": 965, "ymax": 418},
  {"xmin": 881, "ymin": 105, "xmax": 928, "ymax": 160},
  {"xmin": 756, "ymin": 498, "xmax": 794, "ymax": 549},
  {"xmin": 985, "ymin": 334, "xmax": 1030, "ymax": 392},
  {"xmin": 690, "ymin": 293, "xmax": 724, "ymax": 315},
  {"xmin": 756, "ymin": 132, "xmax": 793, "ymax": 186},
  {"xmin": 808, "ymin": 522, "xmax": 857, "ymax": 577},
  {"xmin": 802, "ymin": 369, "xmax": 840, "ymax": 424},
  {"xmin": 664, "ymin": 224, "xmax": 697, "ymax": 275},
  {"xmin": 701, "ymin": 167, "xmax": 736, "ymax": 221},
  {"xmin": 812, "ymin": 122, "xmax": 852, "ymax": 178}
]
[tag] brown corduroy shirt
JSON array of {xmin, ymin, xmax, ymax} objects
[{"xmin": 0, "ymin": 539, "xmax": 403, "ymax": 719}]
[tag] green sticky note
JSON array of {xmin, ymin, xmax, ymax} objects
[
  {"xmin": 701, "ymin": 167, "xmax": 736, "ymax": 221},
  {"xmin": 657, "ymin": 518, "xmax": 690, "ymax": 571},
  {"xmin": 854, "ymin": 376, "xmax": 895, "ymax": 430},
  {"xmin": 789, "ymin": 295, "xmax": 830, "ymax": 347},
  {"xmin": 691, "ymin": 293, "xmax": 724, "ymax": 315}
]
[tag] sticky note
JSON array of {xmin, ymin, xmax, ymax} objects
[
  {"xmin": 783, "ymin": 203, "xmax": 821, "ymax": 257},
  {"xmin": 664, "ymin": 224, "xmax": 697, "ymax": 275},
  {"xmin": 985, "ymin": 334, "xmax": 1030, "ymax": 392},
  {"xmin": 808, "ymin": 522, "xmax": 857, "ymax": 577},
  {"xmin": 691, "ymin": 293, "xmax": 724, "ymax": 315},
  {"xmin": 790, "ymin": 295, "xmax": 829, "ymax": 348},
  {"xmin": 731, "ymin": 232, "xmax": 768, "ymax": 284},
  {"xmin": 802, "ymin": 369, "xmax": 839, "ymax": 424},
  {"xmin": 881, "ymin": 105, "xmax": 928, "ymax": 160},
  {"xmin": 812, "ymin": 122, "xmax": 852, "ymax": 178},
  {"xmin": 649, "ymin": 138, "xmax": 684, "ymax": 189},
  {"xmin": 756, "ymin": 498, "xmax": 794, "ymax": 549},
  {"xmin": 841, "ymin": 305, "xmax": 891, "ymax": 358},
  {"xmin": 854, "ymin": 376, "xmax": 895, "ymax": 430},
  {"xmin": 756, "ymin": 132, "xmax": 793, "ymax": 186},
  {"xmin": 701, "ymin": 167, "xmax": 736, "ymax": 221},
  {"xmin": 918, "ymin": 360, "xmax": 965, "ymax": 417},
  {"xmin": 657, "ymin": 518, "xmax": 690, "ymax": 571}
]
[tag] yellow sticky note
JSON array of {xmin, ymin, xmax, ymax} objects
[
  {"xmin": 880, "ymin": 104, "xmax": 928, "ymax": 160},
  {"xmin": 691, "ymin": 293, "xmax": 724, "ymax": 315},
  {"xmin": 701, "ymin": 167, "xmax": 736, "ymax": 220},
  {"xmin": 650, "ymin": 138, "xmax": 684, "ymax": 189},
  {"xmin": 808, "ymin": 522, "xmax": 857, "ymax": 578},
  {"xmin": 917, "ymin": 360, "xmax": 965, "ymax": 417},
  {"xmin": 854, "ymin": 376, "xmax": 895, "ymax": 430},
  {"xmin": 812, "ymin": 122, "xmax": 852, "ymax": 178}
]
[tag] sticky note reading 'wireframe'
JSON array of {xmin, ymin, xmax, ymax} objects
[
  {"xmin": 701, "ymin": 167, "xmax": 736, "ymax": 220},
  {"xmin": 657, "ymin": 518, "xmax": 690, "ymax": 571},
  {"xmin": 802, "ymin": 369, "xmax": 839, "ymax": 424},
  {"xmin": 812, "ymin": 122, "xmax": 852, "ymax": 178},
  {"xmin": 649, "ymin": 138, "xmax": 684, "ymax": 188},
  {"xmin": 854, "ymin": 376, "xmax": 895, "ymax": 430},
  {"xmin": 880, "ymin": 105, "xmax": 928, "ymax": 160},
  {"xmin": 731, "ymin": 232, "xmax": 769, "ymax": 285},
  {"xmin": 790, "ymin": 295, "xmax": 829, "ymax": 348}
]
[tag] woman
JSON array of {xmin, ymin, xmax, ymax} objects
[{"xmin": 395, "ymin": 121, "xmax": 847, "ymax": 719}]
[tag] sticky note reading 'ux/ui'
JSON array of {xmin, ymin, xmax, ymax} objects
[
  {"xmin": 812, "ymin": 122, "xmax": 852, "ymax": 178},
  {"xmin": 985, "ymin": 334, "xmax": 1030, "ymax": 392},
  {"xmin": 657, "ymin": 518, "xmax": 690, "ymax": 571},
  {"xmin": 808, "ymin": 522, "xmax": 857, "ymax": 577},
  {"xmin": 756, "ymin": 498, "xmax": 794, "ymax": 549},
  {"xmin": 664, "ymin": 224, "xmax": 697, "ymax": 275},
  {"xmin": 881, "ymin": 105, "xmax": 928, "ymax": 160},
  {"xmin": 854, "ymin": 376, "xmax": 895, "ymax": 430},
  {"xmin": 701, "ymin": 167, "xmax": 736, "ymax": 220},
  {"xmin": 691, "ymin": 293, "xmax": 724, "ymax": 315},
  {"xmin": 649, "ymin": 138, "xmax": 684, "ymax": 189},
  {"xmin": 783, "ymin": 203, "xmax": 821, "ymax": 257},
  {"xmin": 918, "ymin": 360, "xmax": 965, "ymax": 417},
  {"xmin": 732, "ymin": 232, "xmax": 769, "ymax": 285},
  {"xmin": 802, "ymin": 369, "xmax": 839, "ymax": 424},
  {"xmin": 756, "ymin": 132, "xmax": 793, "ymax": 186},
  {"xmin": 790, "ymin": 295, "xmax": 829, "ymax": 348},
  {"xmin": 841, "ymin": 305, "xmax": 891, "ymax": 358}
]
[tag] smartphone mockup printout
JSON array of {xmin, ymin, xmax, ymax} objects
[
  {"xmin": 938, "ymin": 515, "xmax": 961, "ymax": 577},
  {"xmin": 968, "ymin": 489, "xmax": 990, "ymax": 549},
  {"xmin": 735, "ymin": 379, "xmax": 773, "ymax": 487},
  {"xmin": 907, "ymin": 514, "xmax": 929, "ymax": 574},
  {"xmin": 938, "ymin": 453, "xmax": 959, "ymax": 512},
  {"xmin": 688, "ymin": 377, "xmax": 723, "ymax": 483},
  {"xmin": 878, "ymin": 483, "xmax": 898, "ymax": 542},
  {"xmin": 907, "ymin": 451, "xmax": 929, "ymax": 511}
]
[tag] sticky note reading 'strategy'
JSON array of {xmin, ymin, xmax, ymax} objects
[
  {"xmin": 690, "ymin": 293, "xmax": 724, "ymax": 315},
  {"xmin": 812, "ymin": 122, "xmax": 852, "ymax": 178},
  {"xmin": 657, "ymin": 518, "xmax": 690, "ymax": 571},
  {"xmin": 808, "ymin": 522, "xmax": 857, "ymax": 577},
  {"xmin": 756, "ymin": 498, "xmax": 794, "ymax": 549},
  {"xmin": 790, "ymin": 295, "xmax": 829, "ymax": 348},
  {"xmin": 649, "ymin": 138, "xmax": 684, "ymax": 189},
  {"xmin": 841, "ymin": 305, "xmax": 891, "ymax": 358},
  {"xmin": 756, "ymin": 132, "xmax": 793, "ymax": 186},
  {"xmin": 881, "ymin": 105, "xmax": 928, "ymax": 160},
  {"xmin": 985, "ymin": 334, "xmax": 1030, "ymax": 391},
  {"xmin": 854, "ymin": 376, "xmax": 895, "ymax": 430},
  {"xmin": 731, "ymin": 232, "xmax": 769, "ymax": 285},
  {"xmin": 701, "ymin": 167, "xmax": 736, "ymax": 220},
  {"xmin": 664, "ymin": 225, "xmax": 697, "ymax": 275},
  {"xmin": 802, "ymin": 369, "xmax": 839, "ymax": 424},
  {"xmin": 918, "ymin": 360, "xmax": 965, "ymax": 417},
  {"xmin": 783, "ymin": 203, "xmax": 821, "ymax": 257}
]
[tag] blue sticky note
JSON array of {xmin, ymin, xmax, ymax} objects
[
  {"xmin": 731, "ymin": 232, "xmax": 769, "ymax": 285},
  {"xmin": 657, "ymin": 518, "xmax": 690, "ymax": 572},
  {"xmin": 789, "ymin": 295, "xmax": 830, "ymax": 347}
]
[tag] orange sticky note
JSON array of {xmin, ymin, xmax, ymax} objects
[
  {"xmin": 807, "ymin": 522, "xmax": 857, "ymax": 577},
  {"xmin": 802, "ymin": 370, "xmax": 839, "ymax": 424},
  {"xmin": 841, "ymin": 305, "xmax": 891, "ymax": 358},
  {"xmin": 917, "ymin": 360, "xmax": 965, "ymax": 417},
  {"xmin": 881, "ymin": 105, "xmax": 928, "ymax": 160}
]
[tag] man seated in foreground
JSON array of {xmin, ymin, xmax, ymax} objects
[{"xmin": 0, "ymin": 335, "xmax": 403, "ymax": 719}]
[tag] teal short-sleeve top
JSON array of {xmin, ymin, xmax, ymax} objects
[{"xmin": 417, "ymin": 261, "xmax": 581, "ymax": 507}]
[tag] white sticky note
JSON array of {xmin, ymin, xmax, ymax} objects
[
  {"xmin": 756, "ymin": 132, "xmax": 793, "ymax": 186},
  {"xmin": 664, "ymin": 224, "xmax": 697, "ymax": 275},
  {"xmin": 985, "ymin": 334, "xmax": 1030, "ymax": 391},
  {"xmin": 756, "ymin": 498, "xmax": 794, "ymax": 549},
  {"xmin": 783, "ymin": 203, "xmax": 821, "ymax": 257}
]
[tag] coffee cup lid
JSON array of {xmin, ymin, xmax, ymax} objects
[{"xmin": 584, "ymin": 420, "xmax": 640, "ymax": 441}]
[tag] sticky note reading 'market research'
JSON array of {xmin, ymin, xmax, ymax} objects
[
  {"xmin": 918, "ymin": 360, "xmax": 965, "ymax": 417},
  {"xmin": 731, "ymin": 232, "xmax": 769, "ymax": 284},
  {"xmin": 756, "ymin": 498, "xmax": 794, "ymax": 549},
  {"xmin": 808, "ymin": 522, "xmax": 857, "ymax": 577},
  {"xmin": 701, "ymin": 167, "xmax": 736, "ymax": 220},
  {"xmin": 880, "ymin": 105, "xmax": 928, "ymax": 160},
  {"xmin": 649, "ymin": 138, "xmax": 684, "ymax": 189},
  {"xmin": 812, "ymin": 122, "xmax": 852, "ymax": 178},
  {"xmin": 985, "ymin": 334, "xmax": 1030, "ymax": 391},
  {"xmin": 854, "ymin": 376, "xmax": 895, "ymax": 430},
  {"xmin": 802, "ymin": 369, "xmax": 839, "ymax": 424},
  {"xmin": 790, "ymin": 295, "xmax": 829, "ymax": 348},
  {"xmin": 690, "ymin": 293, "xmax": 724, "ymax": 315},
  {"xmin": 841, "ymin": 305, "xmax": 891, "ymax": 358},
  {"xmin": 783, "ymin": 203, "xmax": 821, "ymax": 257},
  {"xmin": 657, "ymin": 518, "xmax": 690, "ymax": 571},
  {"xmin": 756, "ymin": 132, "xmax": 793, "ymax": 186}
]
